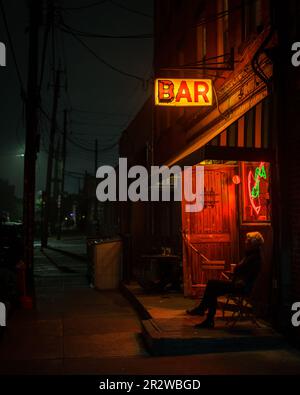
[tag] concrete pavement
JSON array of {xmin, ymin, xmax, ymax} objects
[
  {"xmin": 1, "ymin": 237, "xmax": 300, "ymax": 374},
  {"xmin": 0, "ymin": 240, "xmax": 145, "ymax": 374}
]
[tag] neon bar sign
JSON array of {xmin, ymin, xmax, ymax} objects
[
  {"xmin": 247, "ymin": 162, "xmax": 267, "ymax": 215},
  {"xmin": 155, "ymin": 78, "xmax": 213, "ymax": 106}
]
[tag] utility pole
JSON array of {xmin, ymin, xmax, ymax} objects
[
  {"xmin": 53, "ymin": 136, "xmax": 60, "ymax": 234},
  {"xmin": 94, "ymin": 139, "xmax": 98, "ymax": 176},
  {"xmin": 23, "ymin": 0, "xmax": 41, "ymax": 298},
  {"xmin": 41, "ymin": 68, "xmax": 60, "ymax": 247},
  {"xmin": 57, "ymin": 109, "xmax": 67, "ymax": 240},
  {"xmin": 94, "ymin": 139, "xmax": 98, "ymax": 223}
]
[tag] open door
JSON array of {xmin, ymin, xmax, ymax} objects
[{"xmin": 182, "ymin": 165, "xmax": 238, "ymax": 297}]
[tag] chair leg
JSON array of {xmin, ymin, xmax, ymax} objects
[
  {"xmin": 224, "ymin": 295, "xmax": 260, "ymax": 328},
  {"xmin": 222, "ymin": 296, "xmax": 230, "ymax": 319},
  {"xmin": 226, "ymin": 297, "xmax": 240, "ymax": 327}
]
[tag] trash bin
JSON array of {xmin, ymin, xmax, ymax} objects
[{"xmin": 93, "ymin": 238, "xmax": 122, "ymax": 290}]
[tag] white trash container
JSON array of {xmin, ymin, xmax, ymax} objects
[{"xmin": 93, "ymin": 238, "xmax": 122, "ymax": 290}]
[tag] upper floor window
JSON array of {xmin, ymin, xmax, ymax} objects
[
  {"xmin": 217, "ymin": 0, "xmax": 230, "ymax": 60},
  {"xmin": 223, "ymin": 0, "xmax": 229, "ymax": 54},
  {"xmin": 242, "ymin": 0, "xmax": 263, "ymax": 41},
  {"xmin": 196, "ymin": 24, "xmax": 207, "ymax": 63}
]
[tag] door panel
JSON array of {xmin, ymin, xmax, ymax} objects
[{"xmin": 182, "ymin": 165, "xmax": 238, "ymax": 297}]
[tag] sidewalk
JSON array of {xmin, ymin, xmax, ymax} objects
[
  {"xmin": 0, "ymin": 245, "xmax": 145, "ymax": 374},
  {"xmin": 44, "ymin": 236, "xmax": 88, "ymax": 261},
  {"xmin": 2, "ymin": 247, "xmax": 300, "ymax": 375},
  {"xmin": 121, "ymin": 282, "xmax": 285, "ymax": 356}
]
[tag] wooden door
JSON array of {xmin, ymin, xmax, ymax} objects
[{"xmin": 182, "ymin": 165, "xmax": 238, "ymax": 297}]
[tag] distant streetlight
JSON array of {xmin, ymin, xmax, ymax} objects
[{"xmin": 16, "ymin": 153, "xmax": 25, "ymax": 157}]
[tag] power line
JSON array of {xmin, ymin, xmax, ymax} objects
[
  {"xmin": 70, "ymin": 132, "xmax": 119, "ymax": 140},
  {"xmin": 39, "ymin": 116, "xmax": 50, "ymax": 154},
  {"xmin": 62, "ymin": 0, "xmax": 107, "ymax": 11},
  {"xmin": 67, "ymin": 134, "xmax": 118, "ymax": 153},
  {"xmin": 60, "ymin": 25, "xmax": 146, "ymax": 82},
  {"xmin": 195, "ymin": 0, "xmax": 258, "ymax": 27},
  {"xmin": 57, "ymin": 14, "xmax": 151, "ymax": 116},
  {"xmin": 60, "ymin": 22, "xmax": 153, "ymax": 39},
  {"xmin": 39, "ymin": 105, "xmax": 93, "ymax": 152},
  {"xmin": 69, "ymin": 135, "xmax": 118, "ymax": 147},
  {"xmin": 70, "ymin": 120, "xmax": 126, "ymax": 127},
  {"xmin": 39, "ymin": 1, "xmax": 52, "ymax": 93},
  {"xmin": 39, "ymin": 105, "xmax": 64, "ymax": 135},
  {"xmin": 40, "ymin": 105, "xmax": 119, "ymax": 153},
  {"xmin": 0, "ymin": 0, "xmax": 25, "ymax": 95},
  {"xmin": 62, "ymin": 0, "xmax": 153, "ymax": 19},
  {"xmin": 109, "ymin": 0, "xmax": 153, "ymax": 19},
  {"xmin": 98, "ymin": 142, "xmax": 118, "ymax": 153},
  {"xmin": 69, "ymin": 107, "xmax": 130, "ymax": 119},
  {"xmin": 66, "ymin": 135, "xmax": 96, "ymax": 152},
  {"xmin": 58, "ymin": 25, "xmax": 74, "ymax": 111}
]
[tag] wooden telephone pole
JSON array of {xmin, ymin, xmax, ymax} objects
[
  {"xmin": 53, "ymin": 136, "xmax": 61, "ymax": 232},
  {"xmin": 57, "ymin": 109, "xmax": 67, "ymax": 240},
  {"xmin": 41, "ymin": 68, "xmax": 61, "ymax": 247},
  {"xmin": 94, "ymin": 138, "xmax": 98, "ymax": 223},
  {"xmin": 23, "ymin": 0, "xmax": 41, "ymax": 297}
]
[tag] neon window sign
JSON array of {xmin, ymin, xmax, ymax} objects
[
  {"xmin": 242, "ymin": 162, "xmax": 270, "ymax": 223},
  {"xmin": 248, "ymin": 162, "xmax": 267, "ymax": 215}
]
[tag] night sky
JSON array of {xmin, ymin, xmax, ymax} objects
[{"xmin": 0, "ymin": 0, "xmax": 153, "ymax": 197}]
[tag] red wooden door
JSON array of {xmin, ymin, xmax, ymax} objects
[{"xmin": 182, "ymin": 165, "xmax": 238, "ymax": 297}]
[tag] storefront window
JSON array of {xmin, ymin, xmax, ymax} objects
[{"xmin": 241, "ymin": 162, "xmax": 271, "ymax": 223}]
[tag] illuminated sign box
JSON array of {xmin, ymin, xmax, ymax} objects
[{"xmin": 155, "ymin": 78, "xmax": 212, "ymax": 107}]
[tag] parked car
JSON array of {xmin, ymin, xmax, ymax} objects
[
  {"xmin": 0, "ymin": 221, "xmax": 23, "ymax": 306},
  {"xmin": 0, "ymin": 222, "xmax": 23, "ymax": 268}
]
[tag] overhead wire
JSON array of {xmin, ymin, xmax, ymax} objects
[
  {"xmin": 67, "ymin": 134, "xmax": 119, "ymax": 153},
  {"xmin": 109, "ymin": 0, "xmax": 153, "ymax": 19},
  {"xmin": 57, "ymin": 8, "xmax": 152, "ymax": 118},
  {"xmin": 39, "ymin": 2, "xmax": 52, "ymax": 93},
  {"xmin": 62, "ymin": 0, "xmax": 107, "ymax": 11},
  {"xmin": 0, "ymin": 0, "xmax": 25, "ymax": 96},
  {"xmin": 40, "ymin": 2, "xmax": 151, "ymax": 175},
  {"xmin": 62, "ymin": 0, "xmax": 153, "ymax": 19},
  {"xmin": 70, "ymin": 108, "xmax": 130, "ymax": 118},
  {"xmin": 70, "ymin": 120, "xmax": 127, "ymax": 128},
  {"xmin": 195, "ymin": 0, "xmax": 258, "ymax": 27},
  {"xmin": 59, "ymin": 21, "xmax": 147, "ymax": 83},
  {"xmin": 60, "ymin": 22, "xmax": 152, "ymax": 39}
]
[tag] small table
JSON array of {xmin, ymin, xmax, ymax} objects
[
  {"xmin": 140, "ymin": 253, "xmax": 180, "ymax": 261},
  {"xmin": 139, "ymin": 253, "xmax": 181, "ymax": 292}
]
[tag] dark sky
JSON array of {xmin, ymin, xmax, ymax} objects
[{"xmin": 0, "ymin": 0, "xmax": 153, "ymax": 197}]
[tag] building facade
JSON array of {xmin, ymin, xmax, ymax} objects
[{"xmin": 119, "ymin": 0, "xmax": 300, "ymax": 341}]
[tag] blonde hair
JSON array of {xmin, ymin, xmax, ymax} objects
[{"xmin": 246, "ymin": 231, "xmax": 264, "ymax": 247}]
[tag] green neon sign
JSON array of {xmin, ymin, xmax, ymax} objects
[{"xmin": 251, "ymin": 164, "xmax": 267, "ymax": 199}]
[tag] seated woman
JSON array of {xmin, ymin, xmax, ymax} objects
[{"xmin": 186, "ymin": 231, "xmax": 264, "ymax": 329}]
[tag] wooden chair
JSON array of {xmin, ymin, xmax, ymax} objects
[{"xmin": 220, "ymin": 272, "xmax": 260, "ymax": 327}]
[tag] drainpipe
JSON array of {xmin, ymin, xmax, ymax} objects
[{"xmin": 269, "ymin": 2, "xmax": 292, "ymax": 332}]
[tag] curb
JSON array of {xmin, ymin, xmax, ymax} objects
[
  {"xmin": 119, "ymin": 282, "xmax": 152, "ymax": 320},
  {"xmin": 46, "ymin": 245, "xmax": 87, "ymax": 262}
]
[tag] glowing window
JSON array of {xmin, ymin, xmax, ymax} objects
[{"xmin": 241, "ymin": 162, "xmax": 271, "ymax": 223}]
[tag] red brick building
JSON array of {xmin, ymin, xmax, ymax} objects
[{"xmin": 119, "ymin": 0, "xmax": 300, "ymax": 340}]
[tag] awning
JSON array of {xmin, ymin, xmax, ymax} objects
[{"xmin": 174, "ymin": 97, "xmax": 274, "ymax": 166}]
